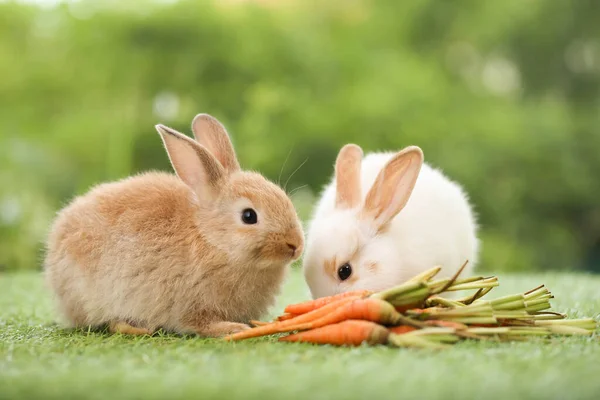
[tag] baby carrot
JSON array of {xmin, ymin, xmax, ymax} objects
[
  {"xmin": 389, "ymin": 325, "xmax": 418, "ymax": 334},
  {"xmin": 279, "ymin": 298, "xmax": 408, "ymax": 333},
  {"xmin": 279, "ymin": 320, "xmax": 390, "ymax": 346},
  {"xmin": 395, "ymin": 303, "xmax": 423, "ymax": 313},
  {"xmin": 224, "ymin": 296, "xmax": 360, "ymax": 341},
  {"xmin": 275, "ymin": 313, "xmax": 297, "ymax": 322},
  {"xmin": 284, "ymin": 290, "xmax": 372, "ymax": 315}
]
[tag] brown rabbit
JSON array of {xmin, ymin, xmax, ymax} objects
[{"xmin": 44, "ymin": 114, "xmax": 304, "ymax": 337}]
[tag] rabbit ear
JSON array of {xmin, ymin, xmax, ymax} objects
[
  {"xmin": 361, "ymin": 146, "xmax": 423, "ymax": 229},
  {"xmin": 335, "ymin": 144, "xmax": 363, "ymax": 209},
  {"xmin": 191, "ymin": 114, "xmax": 241, "ymax": 174},
  {"xmin": 156, "ymin": 124, "xmax": 226, "ymax": 201}
]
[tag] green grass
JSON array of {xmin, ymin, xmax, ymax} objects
[{"xmin": 1, "ymin": 269, "xmax": 599, "ymax": 400}]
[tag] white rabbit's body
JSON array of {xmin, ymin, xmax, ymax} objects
[{"xmin": 303, "ymin": 147, "xmax": 479, "ymax": 299}]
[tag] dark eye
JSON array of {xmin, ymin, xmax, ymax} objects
[
  {"xmin": 241, "ymin": 208, "xmax": 258, "ymax": 224},
  {"xmin": 337, "ymin": 263, "xmax": 352, "ymax": 281}
]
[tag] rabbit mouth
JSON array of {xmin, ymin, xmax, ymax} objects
[{"xmin": 254, "ymin": 241, "xmax": 303, "ymax": 263}]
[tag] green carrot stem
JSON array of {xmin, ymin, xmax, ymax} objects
[
  {"xmin": 467, "ymin": 327, "xmax": 511, "ymax": 335},
  {"xmin": 454, "ymin": 276, "xmax": 488, "ymax": 284},
  {"xmin": 444, "ymin": 280, "xmax": 499, "ymax": 291},
  {"xmin": 535, "ymin": 318, "xmax": 597, "ymax": 329},
  {"xmin": 524, "ymin": 287, "xmax": 550, "ymax": 300},
  {"xmin": 457, "ymin": 286, "xmax": 493, "ymax": 304},
  {"xmin": 531, "ymin": 312, "xmax": 566, "ymax": 320},
  {"xmin": 499, "ymin": 328, "xmax": 552, "ymax": 336},
  {"xmin": 404, "ymin": 266, "xmax": 442, "ymax": 284},
  {"xmin": 439, "ymin": 316, "xmax": 498, "ymax": 324},
  {"xmin": 525, "ymin": 298, "xmax": 551, "ymax": 308},
  {"xmin": 492, "ymin": 312, "xmax": 531, "ymax": 319},
  {"xmin": 393, "ymin": 314, "xmax": 429, "ymax": 329},
  {"xmin": 526, "ymin": 302, "xmax": 552, "ymax": 313},
  {"xmin": 547, "ymin": 325, "xmax": 593, "ymax": 336},
  {"xmin": 425, "ymin": 297, "xmax": 465, "ymax": 308},
  {"xmin": 420, "ymin": 334, "xmax": 461, "ymax": 344},
  {"xmin": 371, "ymin": 282, "xmax": 427, "ymax": 301},
  {"xmin": 425, "ymin": 304, "xmax": 493, "ymax": 317},
  {"xmin": 488, "ymin": 294, "xmax": 524, "ymax": 306},
  {"xmin": 523, "ymin": 284, "xmax": 545, "ymax": 295},
  {"xmin": 388, "ymin": 333, "xmax": 449, "ymax": 349},
  {"xmin": 524, "ymin": 294, "xmax": 551, "ymax": 305},
  {"xmin": 492, "ymin": 300, "xmax": 526, "ymax": 311},
  {"xmin": 389, "ymin": 288, "xmax": 431, "ymax": 306},
  {"xmin": 408, "ymin": 327, "xmax": 456, "ymax": 335},
  {"xmin": 431, "ymin": 260, "xmax": 470, "ymax": 294}
]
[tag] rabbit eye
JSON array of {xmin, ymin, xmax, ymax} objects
[
  {"xmin": 337, "ymin": 263, "xmax": 352, "ymax": 281},
  {"xmin": 241, "ymin": 208, "xmax": 258, "ymax": 224}
]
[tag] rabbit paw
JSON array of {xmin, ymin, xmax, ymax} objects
[
  {"xmin": 109, "ymin": 321, "xmax": 153, "ymax": 336},
  {"xmin": 199, "ymin": 321, "xmax": 251, "ymax": 337}
]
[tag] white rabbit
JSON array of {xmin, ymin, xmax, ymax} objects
[{"xmin": 302, "ymin": 144, "xmax": 479, "ymax": 299}]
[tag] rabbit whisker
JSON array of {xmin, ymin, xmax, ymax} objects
[
  {"xmin": 284, "ymin": 157, "xmax": 309, "ymax": 192},
  {"xmin": 289, "ymin": 184, "xmax": 308, "ymax": 197},
  {"xmin": 278, "ymin": 147, "xmax": 294, "ymax": 187}
]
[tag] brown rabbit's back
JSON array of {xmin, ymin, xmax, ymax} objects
[{"xmin": 44, "ymin": 172, "xmax": 207, "ymax": 329}]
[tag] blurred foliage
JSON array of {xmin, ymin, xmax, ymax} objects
[{"xmin": 1, "ymin": 0, "xmax": 599, "ymax": 273}]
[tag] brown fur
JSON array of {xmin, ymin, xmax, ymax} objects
[
  {"xmin": 324, "ymin": 257, "xmax": 338, "ymax": 279},
  {"xmin": 192, "ymin": 114, "xmax": 240, "ymax": 173},
  {"xmin": 323, "ymin": 237, "xmax": 362, "ymax": 283},
  {"xmin": 109, "ymin": 321, "xmax": 153, "ymax": 336},
  {"xmin": 44, "ymin": 114, "xmax": 304, "ymax": 337},
  {"xmin": 335, "ymin": 144, "xmax": 363, "ymax": 209},
  {"xmin": 365, "ymin": 261, "xmax": 378, "ymax": 272}
]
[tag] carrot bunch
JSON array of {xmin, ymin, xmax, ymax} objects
[{"xmin": 225, "ymin": 262, "xmax": 597, "ymax": 348}]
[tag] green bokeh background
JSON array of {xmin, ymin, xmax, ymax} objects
[{"xmin": 1, "ymin": 0, "xmax": 599, "ymax": 273}]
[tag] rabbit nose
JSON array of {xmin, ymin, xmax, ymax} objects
[
  {"xmin": 287, "ymin": 243, "xmax": 297, "ymax": 255},
  {"xmin": 286, "ymin": 240, "xmax": 303, "ymax": 260}
]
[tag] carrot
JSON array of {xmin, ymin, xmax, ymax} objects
[
  {"xmin": 225, "ymin": 297, "xmax": 405, "ymax": 342},
  {"xmin": 284, "ymin": 290, "xmax": 372, "ymax": 315},
  {"xmin": 395, "ymin": 303, "xmax": 423, "ymax": 313},
  {"xmin": 279, "ymin": 320, "xmax": 389, "ymax": 346},
  {"xmin": 275, "ymin": 313, "xmax": 297, "ymax": 322},
  {"xmin": 224, "ymin": 296, "xmax": 360, "ymax": 341},
  {"xmin": 291, "ymin": 298, "xmax": 403, "ymax": 330},
  {"xmin": 389, "ymin": 325, "xmax": 418, "ymax": 334}
]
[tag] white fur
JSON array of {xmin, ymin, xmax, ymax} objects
[{"xmin": 303, "ymin": 151, "xmax": 480, "ymax": 299}]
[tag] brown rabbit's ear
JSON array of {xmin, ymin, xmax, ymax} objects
[
  {"xmin": 191, "ymin": 114, "xmax": 241, "ymax": 174},
  {"xmin": 156, "ymin": 124, "xmax": 226, "ymax": 201},
  {"xmin": 361, "ymin": 146, "xmax": 423, "ymax": 229},
  {"xmin": 335, "ymin": 144, "xmax": 363, "ymax": 209}
]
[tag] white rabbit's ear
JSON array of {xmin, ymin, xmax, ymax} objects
[
  {"xmin": 361, "ymin": 146, "xmax": 423, "ymax": 229},
  {"xmin": 335, "ymin": 144, "xmax": 363, "ymax": 209},
  {"xmin": 191, "ymin": 114, "xmax": 241, "ymax": 174},
  {"xmin": 156, "ymin": 124, "xmax": 226, "ymax": 201}
]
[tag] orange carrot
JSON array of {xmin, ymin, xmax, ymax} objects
[
  {"xmin": 225, "ymin": 297, "xmax": 402, "ymax": 342},
  {"xmin": 284, "ymin": 290, "xmax": 372, "ymax": 315},
  {"xmin": 279, "ymin": 320, "xmax": 389, "ymax": 346},
  {"xmin": 275, "ymin": 313, "xmax": 297, "ymax": 322},
  {"xmin": 250, "ymin": 320, "xmax": 269, "ymax": 327},
  {"xmin": 395, "ymin": 303, "xmax": 423, "ymax": 313},
  {"xmin": 290, "ymin": 298, "xmax": 402, "ymax": 330},
  {"xmin": 389, "ymin": 325, "xmax": 418, "ymax": 334},
  {"xmin": 224, "ymin": 296, "xmax": 360, "ymax": 341}
]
